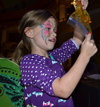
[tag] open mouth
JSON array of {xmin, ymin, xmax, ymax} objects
[{"xmin": 49, "ymin": 38, "xmax": 56, "ymax": 43}]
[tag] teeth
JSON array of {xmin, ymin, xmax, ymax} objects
[
  {"xmin": 49, "ymin": 38, "xmax": 55, "ymax": 42},
  {"xmin": 50, "ymin": 39, "xmax": 54, "ymax": 42}
]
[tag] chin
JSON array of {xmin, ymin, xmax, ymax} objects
[
  {"xmin": 46, "ymin": 47, "xmax": 53, "ymax": 51},
  {"xmin": 48, "ymin": 47, "xmax": 54, "ymax": 51}
]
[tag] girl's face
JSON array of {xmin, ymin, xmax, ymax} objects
[
  {"xmin": 40, "ymin": 18, "xmax": 57, "ymax": 43},
  {"xmin": 31, "ymin": 17, "xmax": 57, "ymax": 54}
]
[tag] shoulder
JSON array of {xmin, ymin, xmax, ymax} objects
[
  {"xmin": 21, "ymin": 54, "xmax": 44, "ymax": 62},
  {"xmin": 20, "ymin": 54, "xmax": 49, "ymax": 67}
]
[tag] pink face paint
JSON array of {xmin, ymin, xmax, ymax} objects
[
  {"xmin": 40, "ymin": 20, "xmax": 57, "ymax": 42},
  {"xmin": 43, "ymin": 21, "xmax": 53, "ymax": 38}
]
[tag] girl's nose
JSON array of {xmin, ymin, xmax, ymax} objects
[{"xmin": 51, "ymin": 31, "xmax": 57, "ymax": 37}]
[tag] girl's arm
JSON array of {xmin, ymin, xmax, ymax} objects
[
  {"xmin": 73, "ymin": 0, "xmax": 89, "ymax": 46},
  {"xmin": 50, "ymin": 39, "xmax": 78, "ymax": 64},
  {"xmin": 73, "ymin": 29, "xmax": 85, "ymax": 46},
  {"xmin": 52, "ymin": 34, "xmax": 97, "ymax": 98}
]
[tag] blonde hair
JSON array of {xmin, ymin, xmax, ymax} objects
[{"xmin": 11, "ymin": 10, "xmax": 57, "ymax": 65}]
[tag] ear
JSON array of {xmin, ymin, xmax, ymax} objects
[{"xmin": 24, "ymin": 27, "xmax": 34, "ymax": 39}]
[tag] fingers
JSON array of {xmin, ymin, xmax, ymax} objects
[
  {"xmin": 82, "ymin": 33, "xmax": 91, "ymax": 45},
  {"xmin": 90, "ymin": 40, "xmax": 95, "ymax": 44},
  {"xmin": 86, "ymin": 32, "xmax": 91, "ymax": 41},
  {"xmin": 81, "ymin": 32, "xmax": 98, "ymax": 58},
  {"xmin": 76, "ymin": 0, "xmax": 88, "ymax": 10},
  {"xmin": 78, "ymin": 0, "xmax": 88, "ymax": 10}
]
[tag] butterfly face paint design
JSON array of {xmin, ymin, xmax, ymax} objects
[{"xmin": 40, "ymin": 20, "xmax": 57, "ymax": 42}]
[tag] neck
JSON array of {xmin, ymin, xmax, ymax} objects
[{"xmin": 31, "ymin": 49, "xmax": 49, "ymax": 58}]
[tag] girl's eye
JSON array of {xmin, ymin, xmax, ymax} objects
[{"xmin": 46, "ymin": 27, "xmax": 51, "ymax": 31}]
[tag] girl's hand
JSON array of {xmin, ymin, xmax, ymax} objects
[
  {"xmin": 81, "ymin": 33, "xmax": 97, "ymax": 58},
  {"xmin": 78, "ymin": 0, "xmax": 88, "ymax": 10}
]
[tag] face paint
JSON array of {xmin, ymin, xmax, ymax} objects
[{"xmin": 40, "ymin": 20, "xmax": 57, "ymax": 42}]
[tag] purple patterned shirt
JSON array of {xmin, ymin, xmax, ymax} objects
[{"xmin": 20, "ymin": 39, "xmax": 78, "ymax": 107}]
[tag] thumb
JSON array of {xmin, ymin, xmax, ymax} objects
[{"xmin": 86, "ymin": 32, "xmax": 91, "ymax": 41}]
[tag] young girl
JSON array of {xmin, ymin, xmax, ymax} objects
[{"xmin": 11, "ymin": 1, "xmax": 97, "ymax": 107}]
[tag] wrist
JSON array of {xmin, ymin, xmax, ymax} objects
[
  {"xmin": 73, "ymin": 37, "xmax": 83, "ymax": 46},
  {"xmin": 79, "ymin": 52, "xmax": 90, "ymax": 63},
  {"xmin": 70, "ymin": 38, "xmax": 79, "ymax": 49},
  {"xmin": 73, "ymin": 30, "xmax": 85, "ymax": 46}
]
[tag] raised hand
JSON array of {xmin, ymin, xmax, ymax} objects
[
  {"xmin": 81, "ymin": 33, "xmax": 97, "ymax": 58},
  {"xmin": 78, "ymin": 0, "xmax": 88, "ymax": 10}
]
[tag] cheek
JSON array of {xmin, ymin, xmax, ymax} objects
[
  {"xmin": 54, "ymin": 29, "xmax": 57, "ymax": 33},
  {"xmin": 43, "ymin": 30, "xmax": 51, "ymax": 36}
]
